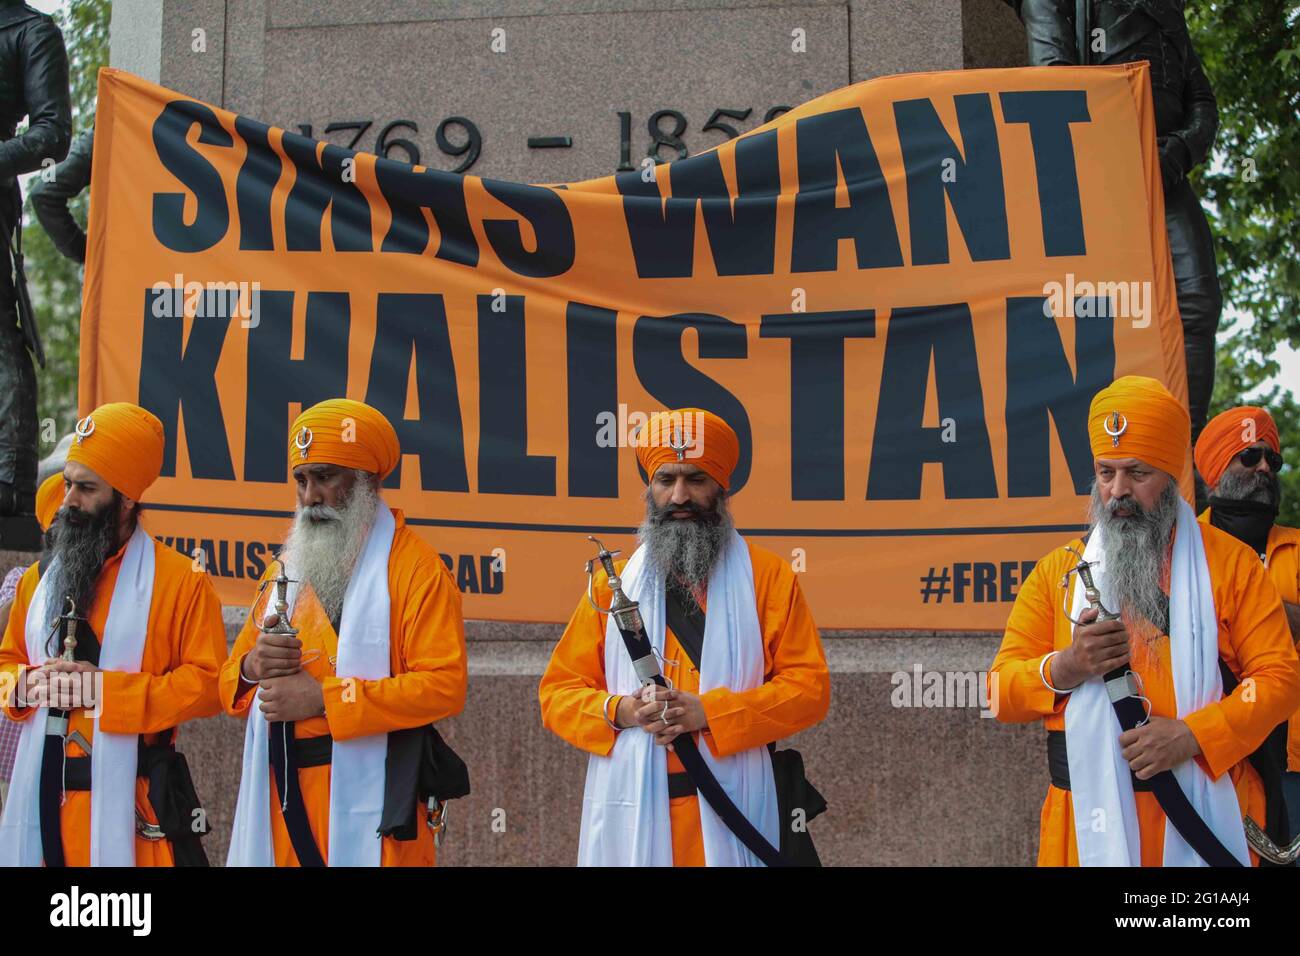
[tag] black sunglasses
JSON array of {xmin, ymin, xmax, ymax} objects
[{"xmin": 1236, "ymin": 446, "xmax": 1284, "ymax": 471}]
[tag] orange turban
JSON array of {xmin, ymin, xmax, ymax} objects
[
  {"xmin": 288, "ymin": 399, "xmax": 401, "ymax": 479},
  {"xmin": 66, "ymin": 402, "xmax": 165, "ymax": 502},
  {"xmin": 1194, "ymin": 405, "xmax": 1280, "ymax": 489},
  {"xmin": 634, "ymin": 408, "xmax": 739, "ymax": 491},
  {"xmin": 35, "ymin": 473, "xmax": 64, "ymax": 531},
  {"xmin": 1087, "ymin": 376, "xmax": 1189, "ymax": 478}
]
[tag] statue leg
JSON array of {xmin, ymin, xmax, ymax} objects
[
  {"xmin": 0, "ymin": 293, "xmax": 37, "ymax": 515},
  {"xmin": 1163, "ymin": 179, "xmax": 1223, "ymax": 446}
]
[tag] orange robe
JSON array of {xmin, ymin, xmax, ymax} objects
[
  {"xmin": 0, "ymin": 537, "xmax": 227, "ymax": 866},
  {"xmin": 1199, "ymin": 509, "xmax": 1300, "ymax": 768},
  {"xmin": 220, "ymin": 508, "xmax": 467, "ymax": 866},
  {"xmin": 991, "ymin": 521, "xmax": 1300, "ymax": 865},
  {"xmin": 539, "ymin": 540, "xmax": 831, "ymax": 866}
]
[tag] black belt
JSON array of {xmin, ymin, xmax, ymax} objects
[
  {"xmin": 62, "ymin": 748, "xmax": 156, "ymax": 791},
  {"xmin": 609, "ymin": 606, "xmax": 787, "ymax": 866},
  {"xmin": 1046, "ymin": 730, "xmax": 1154, "ymax": 793},
  {"xmin": 289, "ymin": 733, "xmax": 334, "ymax": 769},
  {"xmin": 1101, "ymin": 666, "xmax": 1245, "ymax": 866},
  {"xmin": 41, "ymin": 733, "xmax": 210, "ymax": 866},
  {"xmin": 668, "ymin": 771, "xmax": 696, "ymax": 800},
  {"xmin": 268, "ymin": 721, "xmax": 327, "ymax": 867}
]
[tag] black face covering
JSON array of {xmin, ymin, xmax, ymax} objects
[{"xmin": 1207, "ymin": 496, "xmax": 1277, "ymax": 558}]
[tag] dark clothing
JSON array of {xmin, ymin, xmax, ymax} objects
[
  {"xmin": 0, "ymin": 2, "xmax": 71, "ymax": 505},
  {"xmin": 1166, "ymin": 177, "xmax": 1222, "ymax": 438},
  {"xmin": 1016, "ymin": 0, "xmax": 1222, "ymax": 440},
  {"xmin": 1017, "ymin": 0, "xmax": 1218, "ymax": 181},
  {"xmin": 29, "ymin": 125, "xmax": 90, "ymax": 263}
]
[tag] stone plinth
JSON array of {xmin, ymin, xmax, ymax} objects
[{"xmin": 181, "ymin": 615, "xmax": 1043, "ymax": 866}]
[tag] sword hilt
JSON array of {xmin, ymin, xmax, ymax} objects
[
  {"xmin": 1061, "ymin": 545, "xmax": 1121, "ymax": 626},
  {"xmin": 583, "ymin": 536, "xmax": 650, "ymax": 660}
]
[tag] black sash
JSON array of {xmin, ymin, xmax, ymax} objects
[
  {"xmin": 266, "ymin": 721, "xmax": 471, "ymax": 858},
  {"xmin": 53, "ymin": 734, "xmax": 211, "ymax": 867},
  {"xmin": 1102, "ymin": 664, "xmax": 1244, "ymax": 865},
  {"xmin": 38, "ymin": 731, "xmax": 66, "ymax": 866},
  {"xmin": 664, "ymin": 585, "xmax": 826, "ymax": 866},
  {"xmin": 664, "ymin": 583, "xmax": 706, "ymax": 670},
  {"xmin": 1218, "ymin": 658, "xmax": 1291, "ymax": 863},
  {"xmin": 38, "ymin": 620, "xmax": 100, "ymax": 868},
  {"xmin": 379, "ymin": 724, "xmax": 470, "ymax": 841},
  {"xmin": 1072, "ymin": 532, "xmax": 1245, "ymax": 866},
  {"xmin": 268, "ymin": 720, "xmax": 326, "ymax": 867},
  {"xmin": 611, "ymin": 586, "xmax": 787, "ymax": 867}
]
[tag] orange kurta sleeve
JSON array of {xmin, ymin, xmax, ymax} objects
[
  {"xmin": 697, "ymin": 550, "xmax": 830, "ymax": 758},
  {"xmin": 219, "ymin": 568, "xmax": 270, "ymax": 717},
  {"xmin": 97, "ymin": 558, "xmax": 228, "ymax": 734},
  {"xmin": 320, "ymin": 551, "xmax": 467, "ymax": 741},
  {"xmin": 990, "ymin": 551, "xmax": 1071, "ymax": 724},
  {"xmin": 0, "ymin": 565, "xmax": 39, "ymax": 721},
  {"xmin": 539, "ymin": 567, "xmax": 621, "ymax": 757},
  {"xmin": 1183, "ymin": 540, "xmax": 1300, "ymax": 780}
]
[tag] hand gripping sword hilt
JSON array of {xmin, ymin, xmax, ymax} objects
[{"xmin": 257, "ymin": 559, "xmax": 300, "ymax": 637}]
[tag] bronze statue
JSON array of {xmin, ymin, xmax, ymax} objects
[
  {"xmin": 0, "ymin": 0, "xmax": 71, "ymax": 517},
  {"xmin": 1012, "ymin": 0, "xmax": 1223, "ymax": 450}
]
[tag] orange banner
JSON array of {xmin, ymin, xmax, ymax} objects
[{"xmin": 79, "ymin": 63, "xmax": 1184, "ymax": 628}]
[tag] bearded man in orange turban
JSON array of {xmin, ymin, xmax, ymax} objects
[
  {"xmin": 539, "ymin": 407, "xmax": 831, "ymax": 866},
  {"xmin": 223, "ymin": 398, "xmax": 467, "ymax": 867},
  {"xmin": 0, "ymin": 402, "xmax": 227, "ymax": 866},
  {"xmin": 1195, "ymin": 405, "xmax": 1300, "ymax": 836},
  {"xmin": 991, "ymin": 376, "xmax": 1300, "ymax": 866}
]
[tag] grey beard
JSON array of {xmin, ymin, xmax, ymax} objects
[
  {"xmin": 279, "ymin": 474, "xmax": 379, "ymax": 624},
  {"xmin": 636, "ymin": 491, "xmax": 734, "ymax": 591},
  {"xmin": 1088, "ymin": 478, "xmax": 1180, "ymax": 639},
  {"xmin": 1214, "ymin": 466, "xmax": 1281, "ymax": 507},
  {"xmin": 45, "ymin": 495, "xmax": 123, "ymax": 656}
]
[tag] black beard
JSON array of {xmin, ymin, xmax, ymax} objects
[
  {"xmin": 637, "ymin": 492, "xmax": 733, "ymax": 591},
  {"xmin": 45, "ymin": 495, "xmax": 123, "ymax": 654}
]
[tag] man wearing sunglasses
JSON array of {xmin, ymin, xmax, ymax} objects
[
  {"xmin": 1196, "ymin": 405, "xmax": 1300, "ymax": 838},
  {"xmin": 992, "ymin": 378, "xmax": 1300, "ymax": 865}
]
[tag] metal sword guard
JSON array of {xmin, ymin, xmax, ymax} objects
[
  {"xmin": 50, "ymin": 596, "xmax": 87, "ymax": 663},
  {"xmin": 1060, "ymin": 545, "xmax": 1122, "ymax": 627},
  {"xmin": 584, "ymin": 535, "xmax": 659, "ymax": 686},
  {"xmin": 257, "ymin": 560, "xmax": 300, "ymax": 638}
]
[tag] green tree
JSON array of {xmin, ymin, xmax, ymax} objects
[
  {"xmin": 22, "ymin": 0, "xmax": 109, "ymax": 454},
  {"xmin": 1186, "ymin": 1, "xmax": 1300, "ymax": 526}
]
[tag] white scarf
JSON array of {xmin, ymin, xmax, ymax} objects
[
  {"xmin": 227, "ymin": 500, "xmax": 394, "ymax": 867},
  {"xmin": 1065, "ymin": 497, "xmax": 1250, "ymax": 866},
  {"xmin": 0, "ymin": 525, "xmax": 155, "ymax": 867},
  {"xmin": 577, "ymin": 529, "xmax": 779, "ymax": 866}
]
